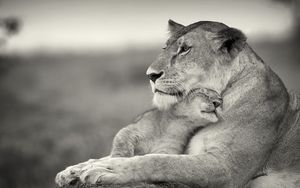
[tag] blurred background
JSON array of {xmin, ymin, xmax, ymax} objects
[{"xmin": 0, "ymin": 0, "xmax": 299, "ymax": 187}]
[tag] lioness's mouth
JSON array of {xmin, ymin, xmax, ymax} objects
[{"xmin": 154, "ymin": 89, "xmax": 183, "ymax": 97}]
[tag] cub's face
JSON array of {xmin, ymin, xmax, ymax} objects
[{"xmin": 147, "ymin": 20, "xmax": 247, "ymax": 110}]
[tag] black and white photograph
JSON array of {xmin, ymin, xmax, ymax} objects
[{"xmin": 0, "ymin": 0, "xmax": 299, "ymax": 188}]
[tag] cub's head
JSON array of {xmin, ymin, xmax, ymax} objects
[{"xmin": 147, "ymin": 20, "xmax": 247, "ymax": 110}]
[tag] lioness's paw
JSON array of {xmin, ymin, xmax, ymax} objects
[
  {"xmin": 79, "ymin": 167, "xmax": 113, "ymax": 185},
  {"xmin": 55, "ymin": 159, "xmax": 98, "ymax": 187},
  {"xmin": 79, "ymin": 157, "xmax": 134, "ymax": 185},
  {"xmin": 79, "ymin": 166, "xmax": 130, "ymax": 185},
  {"xmin": 55, "ymin": 169, "xmax": 75, "ymax": 187}
]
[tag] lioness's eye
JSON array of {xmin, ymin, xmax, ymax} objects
[{"xmin": 177, "ymin": 44, "xmax": 191, "ymax": 55}]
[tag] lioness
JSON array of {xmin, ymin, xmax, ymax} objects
[
  {"xmin": 56, "ymin": 20, "xmax": 300, "ymax": 188},
  {"xmin": 111, "ymin": 88, "xmax": 221, "ymax": 157}
]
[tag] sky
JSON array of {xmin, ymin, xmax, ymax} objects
[{"xmin": 0, "ymin": 0, "xmax": 294, "ymax": 52}]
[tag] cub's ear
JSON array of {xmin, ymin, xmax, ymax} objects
[
  {"xmin": 168, "ymin": 19, "xmax": 185, "ymax": 35},
  {"xmin": 208, "ymin": 27, "xmax": 247, "ymax": 58}
]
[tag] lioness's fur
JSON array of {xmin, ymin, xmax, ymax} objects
[{"xmin": 56, "ymin": 20, "xmax": 300, "ymax": 188}]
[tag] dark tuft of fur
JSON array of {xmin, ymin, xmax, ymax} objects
[{"xmin": 216, "ymin": 27, "xmax": 247, "ymax": 55}]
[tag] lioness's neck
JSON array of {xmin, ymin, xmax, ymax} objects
[{"xmin": 220, "ymin": 44, "xmax": 289, "ymax": 114}]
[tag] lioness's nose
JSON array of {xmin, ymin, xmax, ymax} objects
[
  {"xmin": 146, "ymin": 67, "xmax": 164, "ymax": 83},
  {"xmin": 148, "ymin": 72, "xmax": 163, "ymax": 83}
]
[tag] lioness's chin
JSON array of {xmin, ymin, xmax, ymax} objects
[{"xmin": 153, "ymin": 93, "xmax": 179, "ymax": 110}]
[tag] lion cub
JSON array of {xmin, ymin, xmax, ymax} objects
[{"xmin": 111, "ymin": 88, "xmax": 222, "ymax": 156}]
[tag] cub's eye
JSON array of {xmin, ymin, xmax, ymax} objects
[{"xmin": 177, "ymin": 44, "xmax": 191, "ymax": 55}]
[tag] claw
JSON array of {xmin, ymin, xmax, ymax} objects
[
  {"xmin": 96, "ymin": 174, "xmax": 106, "ymax": 185},
  {"xmin": 69, "ymin": 178, "xmax": 79, "ymax": 185}
]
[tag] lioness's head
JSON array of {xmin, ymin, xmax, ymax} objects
[{"xmin": 147, "ymin": 20, "xmax": 247, "ymax": 110}]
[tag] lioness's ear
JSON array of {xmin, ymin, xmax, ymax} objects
[
  {"xmin": 208, "ymin": 27, "xmax": 247, "ymax": 57},
  {"xmin": 168, "ymin": 19, "xmax": 185, "ymax": 35}
]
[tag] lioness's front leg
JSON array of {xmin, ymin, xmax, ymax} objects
[{"xmin": 79, "ymin": 154, "xmax": 229, "ymax": 187}]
